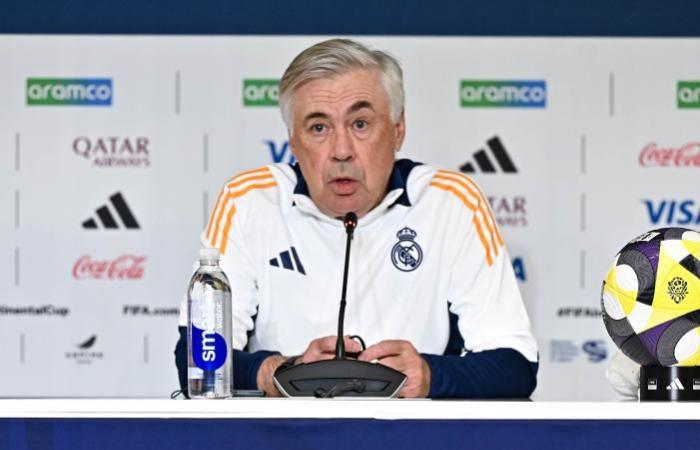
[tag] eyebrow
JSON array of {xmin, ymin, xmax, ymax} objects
[
  {"xmin": 302, "ymin": 101, "xmax": 375, "ymax": 124},
  {"xmin": 302, "ymin": 111, "xmax": 329, "ymax": 123},
  {"xmin": 346, "ymin": 100, "xmax": 374, "ymax": 115}
]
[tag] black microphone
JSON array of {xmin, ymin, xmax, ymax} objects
[
  {"xmin": 272, "ymin": 211, "xmax": 406, "ymax": 397},
  {"xmin": 335, "ymin": 212, "xmax": 358, "ymax": 360}
]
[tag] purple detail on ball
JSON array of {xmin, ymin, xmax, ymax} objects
[
  {"xmin": 638, "ymin": 320, "xmax": 673, "ymax": 357},
  {"xmin": 634, "ymin": 241, "xmax": 660, "ymax": 274}
]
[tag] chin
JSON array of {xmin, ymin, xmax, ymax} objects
[{"xmin": 329, "ymin": 199, "xmax": 364, "ymax": 217}]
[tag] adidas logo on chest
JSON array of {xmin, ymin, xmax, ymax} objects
[{"xmin": 269, "ymin": 246, "xmax": 306, "ymax": 275}]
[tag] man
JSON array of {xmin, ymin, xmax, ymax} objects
[{"xmin": 176, "ymin": 39, "xmax": 538, "ymax": 398}]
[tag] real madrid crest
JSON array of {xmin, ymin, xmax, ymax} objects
[{"xmin": 391, "ymin": 227, "xmax": 423, "ymax": 272}]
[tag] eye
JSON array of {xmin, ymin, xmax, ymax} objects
[
  {"xmin": 354, "ymin": 119, "xmax": 367, "ymax": 130},
  {"xmin": 310, "ymin": 124, "xmax": 326, "ymax": 133}
]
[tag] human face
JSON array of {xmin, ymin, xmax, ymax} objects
[{"xmin": 288, "ymin": 69, "xmax": 405, "ymax": 219}]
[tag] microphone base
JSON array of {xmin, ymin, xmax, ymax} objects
[{"xmin": 273, "ymin": 359, "xmax": 407, "ymax": 398}]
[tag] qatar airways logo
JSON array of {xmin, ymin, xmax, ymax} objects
[
  {"xmin": 73, "ymin": 136, "xmax": 150, "ymax": 168},
  {"xmin": 488, "ymin": 196, "xmax": 528, "ymax": 227},
  {"xmin": 639, "ymin": 142, "xmax": 700, "ymax": 168},
  {"xmin": 72, "ymin": 255, "xmax": 146, "ymax": 280}
]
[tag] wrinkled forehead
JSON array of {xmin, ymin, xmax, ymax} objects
[{"xmin": 291, "ymin": 69, "xmax": 390, "ymax": 119}]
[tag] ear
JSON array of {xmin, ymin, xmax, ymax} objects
[
  {"xmin": 287, "ymin": 128, "xmax": 298, "ymax": 159},
  {"xmin": 393, "ymin": 109, "xmax": 406, "ymax": 152}
]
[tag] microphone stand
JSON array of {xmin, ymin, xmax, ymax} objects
[
  {"xmin": 334, "ymin": 212, "xmax": 356, "ymax": 361},
  {"xmin": 273, "ymin": 212, "xmax": 407, "ymax": 398}
]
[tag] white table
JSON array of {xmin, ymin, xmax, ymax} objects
[{"xmin": 1, "ymin": 399, "xmax": 698, "ymax": 450}]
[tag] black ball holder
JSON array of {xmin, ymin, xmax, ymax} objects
[{"xmin": 639, "ymin": 365, "xmax": 700, "ymax": 401}]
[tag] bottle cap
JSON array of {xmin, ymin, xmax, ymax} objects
[{"xmin": 199, "ymin": 247, "xmax": 220, "ymax": 261}]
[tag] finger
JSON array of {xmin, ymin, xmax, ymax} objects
[
  {"xmin": 342, "ymin": 336, "xmax": 362, "ymax": 353},
  {"xmin": 328, "ymin": 336, "xmax": 362, "ymax": 354},
  {"xmin": 358, "ymin": 340, "xmax": 409, "ymax": 362},
  {"xmin": 301, "ymin": 352, "xmax": 338, "ymax": 364},
  {"xmin": 309, "ymin": 335, "xmax": 340, "ymax": 353},
  {"xmin": 313, "ymin": 335, "xmax": 362, "ymax": 353},
  {"xmin": 374, "ymin": 356, "xmax": 405, "ymax": 372}
]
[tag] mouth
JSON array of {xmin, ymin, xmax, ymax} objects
[{"xmin": 329, "ymin": 177, "xmax": 358, "ymax": 195}]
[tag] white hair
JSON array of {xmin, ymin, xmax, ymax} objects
[{"xmin": 279, "ymin": 39, "xmax": 404, "ymax": 132}]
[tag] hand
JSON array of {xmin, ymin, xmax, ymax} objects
[
  {"xmin": 256, "ymin": 354, "xmax": 286, "ymax": 397},
  {"xmin": 256, "ymin": 335, "xmax": 362, "ymax": 396},
  {"xmin": 298, "ymin": 335, "xmax": 362, "ymax": 364},
  {"xmin": 358, "ymin": 340, "xmax": 431, "ymax": 398}
]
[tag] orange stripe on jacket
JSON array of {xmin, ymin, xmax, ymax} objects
[
  {"xmin": 225, "ymin": 171, "xmax": 273, "ymax": 190},
  {"xmin": 453, "ymin": 171, "xmax": 505, "ymax": 247},
  {"xmin": 219, "ymin": 204, "xmax": 236, "ymax": 255},
  {"xmin": 433, "ymin": 172, "xmax": 501, "ymax": 259},
  {"xmin": 429, "ymin": 181, "xmax": 494, "ymax": 266},
  {"xmin": 206, "ymin": 187, "xmax": 225, "ymax": 240},
  {"xmin": 208, "ymin": 171, "xmax": 274, "ymax": 243},
  {"xmin": 224, "ymin": 166, "xmax": 270, "ymax": 184},
  {"xmin": 213, "ymin": 181, "xmax": 277, "ymax": 255},
  {"xmin": 206, "ymin": 167, "xmax": 269, "ymax": 241}
]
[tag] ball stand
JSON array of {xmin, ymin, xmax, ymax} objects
[{"xmin": 639, "ymin": 365, "xmax": 700, "ymax": 401}]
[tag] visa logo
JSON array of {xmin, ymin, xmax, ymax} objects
[
  {"xmin": 512, "ymin": 257, "xmax": 526, "ymax": 282},
  {"xmin": 643, "ymin": 199, "xmax": 700, "ymax": 225},
  {"xmin": 582, "ymin": 340, "xmax": 607, "ymax": 363},
  {"xmin": 265, "ymin": 140, "xmax": 295, "ymax": 164}
]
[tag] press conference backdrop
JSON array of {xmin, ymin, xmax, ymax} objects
[{"xmin": 1, "ymin": 36, "xmax": 699, "ymax": 400}]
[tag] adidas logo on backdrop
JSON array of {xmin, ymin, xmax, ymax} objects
[
  {"xmin": 666, "ymin": 377, "xmax": 685, "ymax": 391},
  {"xmin": 269, "ymin": 247, "xmax": 306, "ymax": 275},
  {"xmin": 82, "ymin": 192, "xmax": 140, "ymax": 229},
  {"xmin": 460, "ymin": 136, "xmax": 518, "ymax": 174}
]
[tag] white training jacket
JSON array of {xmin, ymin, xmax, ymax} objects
[{"xmin": 180, "ymin": 159, "xmax": 537, "ymax": 364}]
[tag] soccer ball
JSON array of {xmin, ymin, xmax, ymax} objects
[{"xmin": 601, "ymin": 228, "xmax": 700, "ymax": 367}]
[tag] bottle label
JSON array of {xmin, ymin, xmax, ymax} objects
[{"xmin": 192, "ymin": 325, "xmax": 228, "ymax": 371}]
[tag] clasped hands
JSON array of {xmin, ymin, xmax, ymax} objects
[{"xmin": 257, "ymin": 335, "xmax": 431, "ymax": 398}]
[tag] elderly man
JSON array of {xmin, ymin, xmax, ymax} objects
[{"xmin": 176, "ymin": 39, "xmax": 538, "ymax": 398}]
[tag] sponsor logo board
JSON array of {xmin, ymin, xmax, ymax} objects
[
  {"xmin": 557, "ymin": 307, "xmax": 603, "ymax": 318},
  {"xmin": 72, "ymin": 255, "xmax": 146, "ymax": 280},
  {"xmin": 678, "ymin": 81, "xmax": 700, "ymax": 109},
  {"xmin": 488, "ymin": 196, "xmax": 527, "ymax": 227},
  {"xmin": 643, "ymin": 199, "xmax": 700, "ymax": 226},
  {"xmin": 0, "ymin": 305, "xmax": 70, "ymax": 317},
  {"xmin": 512, "ymin": 257, "xmax": 527, "ymax": 282},
  {"xmin": 82, "ymin": 192, "xmax": 140, "ymax": 230},
  {"xmin": 265, "ymin": 140, "xmax": 295, "ymax": 164},
  {"xmin": 243, "ymin": 79, "xmax": 279, "ymax": 106},
  {"xmin": 461, "ymin": 136, "xmax": 518, "ymax": 174},
  {"xmin": 122, "ymin": 305, "xmax": 179, "ymax": 316},
  {"xmin": 27, "ymin": 78, "xmax": 112, "ymax": 106},
  {"xmin": 73, "ymin": 137, "xmax": 150, "ymax": 168},
  {"xmin": 460, "ymin": 80, "xmax": 546, "ymax": 108},
  {"xmin": 550, "ymin": 339, "xmax": 608, "ymax": 363},
  {"xmin": 639, "ymin": 142, "xmax": 700, "ymax": 168},
  {"xmin": 65, "ymin": 335, "xmax": 103, "ymax": 364}
]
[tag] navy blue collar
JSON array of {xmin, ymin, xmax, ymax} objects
[{"xmin": 290, "ymin": 159, "xmax": 421, "ymax": 208}]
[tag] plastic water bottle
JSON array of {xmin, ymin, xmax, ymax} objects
[{"xmin": 187, "ymin": 247, "xmax": 233, "ymax": 399}]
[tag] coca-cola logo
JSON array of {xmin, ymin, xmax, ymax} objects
[
  {"xmin": 73, "ymin": 136, "xmax": 150, "ymax": 168},
  {"xmin": 72, "ymin": 255, "xmax": 146, "ymax": 280},
  {"xmin": 639, "ymin": 142, "xmax": 700, "ymax": 167}
]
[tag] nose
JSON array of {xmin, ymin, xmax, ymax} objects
[{"xmin": 330, "ymin": 127, "xmax": 355, "ymax": 162}]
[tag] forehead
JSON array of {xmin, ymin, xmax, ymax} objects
[{"xmin": 292, "ymin": 69, "xmax": 389, "ymax": 117}]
